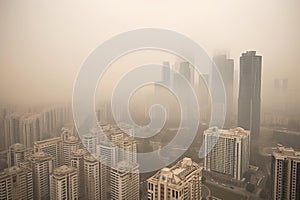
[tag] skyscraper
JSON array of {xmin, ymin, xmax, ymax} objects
[
  {"xmin": 271, "ymin": 145, "xmax": 300, "ymax": 200},
  {"xmin": 34, "ymin": 137, "xmax": 63, "ymax": 168},
  {"xmin": 84, "ymin": 154, "xmax": 107, "ymax": 200},
  {"xmin": 0, "ymin": 166, "xmax": 33, "ymax": 200},
  {"xmin": 204, "ymin": 127, "xmax": 250, "ymax": 181},
  {"xmin": 238, "ymin": 51, "xmax": 262, "ymax": 138},
  {"xmin": 7, "ymin": 143, "xmax": 31, "ymax": 167},
  {"xmin": 147, "ymin": 157, "xmax": 202, "ymax": 200},
  {"xmin": 4, "ymin": 113, "xmax": 21, "ymax": 150},
  {"xmin": 212, "ymin": 54, "xmax": 234, "ymax": 127},
  {"xmin": 70, "ymin": 149, "xmax": 87, "ymax": 199},
  {"xmin": 50, "ymin": 165, "xmax": 78, "ymax": 200},
  {"xmin": 179, "ymin": 62, "xmax": 191, "ymax": 83},
  {"xmin": 82, "ymin": 134, "xmax": 97, "ymax": 154},
  {"xmin": 20, "ymin": 114, "xmax": 42, "ymax": 148},
  {"xmin": 62, "ymin": 135, "xmax": 80, "ymax": 166},
  {"xmin": 110, "ymin": 161, "xmax": 139, "ymax": 200},
  {"xmin": 28, "ymin": 151, "xmax": 53, "ymax": 200},
  {"xmin": 162, "ymin": 61, "xmax": 171, "ymax": 86}
]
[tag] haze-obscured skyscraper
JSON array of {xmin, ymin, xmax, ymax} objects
[
  {"xmin": 238, "ymin": 51, "xmax": 262, "ymax": 138},
  {"xmin": 271, "ymin": 145, "xmax": 300, "ymax": 200},
  {"xmin": 212, "ymin": 54, "xmax": 234, "ymax": 127},
  {"xmin": 4, "ymin": 113, "xmax": 21, "ymax": 150},
  {"xmin": 162, "ymin": 61, "xmax": 171, "ymax": 86},
  {"xmin": 147, "ymin": 157, "xmax": 202, "ymax": 200},
  {"xmin": 7, "ymin": 143, "xmax": 30, "ymax": 167},
  {"xmin": 204, "ymin": 127, "xmax": 250, "ymax": 180}
]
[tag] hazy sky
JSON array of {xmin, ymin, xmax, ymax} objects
[{"xmin": 0, "ymin": 0, "xmax": 299, "ymax": 108}]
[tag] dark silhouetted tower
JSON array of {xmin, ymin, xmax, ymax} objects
[{"xmin": 238, "ymin": 51, "xmax": 262, "ymax": 138}]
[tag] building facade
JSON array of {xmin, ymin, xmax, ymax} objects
[
  {"xmin": 204, "ymin": 127, "xmax": 250, "ymax": 180},
  {"xmin": 271, "ymin": 145, "xmax": 300, "ymax": 200},
  {"xmin": 110, "ymin": 161, "xmax": 139, "ymax": 200},
  {"xmin": 238, "ymin": 51, "xmax": 262, "ymax": 138},
  {"xmin": 50, "ymin": 165, "xmax": 78, "ymax": 200},
  {"xmin": 0, "ymin": 166, "xmax": 33, "ymax": 200}
]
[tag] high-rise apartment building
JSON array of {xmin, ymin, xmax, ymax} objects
[
  {"xmin": 20, "ymin": 114, "xmax": 42, "ymax": 148},
  {"xmin": 70, "ymin": 149, "xmax": 87, "ymax": 199},
  {"xmin": 0, "ymin": 166, "xmax": 33, "ymax": 200},
  {"xmin": 50, "ymin": 165, "xmax": 78, "ymax": 200},
  {"xmin": 271, "ymin": 145, "xmax": 300, "ymax": 200},
  {"xmin": 7, "ymin": 143, "xmax": 31, "ymax": 167},
  {"xmin": 238, "ymin": 51, "xmax": 262, "ymax": 138},
  {"xmin": 4, "ymin": 113, "xmax": 21, "ymax": 150},
  {"xmin": 204, "ymin": 127, "xmax": 250, "ymax": 180},
  {"xmin": 84, "ymin": 154, "xmax": 107, "ymax": 200},
  {"xmin": 28, "ymin": 151, "xmax": 53, "ymax": 200},
  {"xmin": 82, "ymin": 134, "xmax": 97, "ymax": 154},
  {"xmin": 110, "ymin": 161, "xmax": 139, "ymax": 200},
  {"xmin": 147, "ymin": 157, "xmax": 202, "ymax": 200},
  {"xmin": 34, "ymin": 137, "xmax": 63, "ymax": 168},
  {"xmin": 62, "ymin": 136, "xmax": 80, "ymax": 166}
]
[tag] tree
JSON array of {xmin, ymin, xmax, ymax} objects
[{"xmin": 246, "ymin": 183, "xmax": 255, "ymax": 193}]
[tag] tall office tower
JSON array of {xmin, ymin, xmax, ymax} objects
[
  {"xmin": 28, "ymin": 151, "xmax": 53, "ymax": 200},
  {"xmin": 204, "ymin": 127, "xmax": 250, "ymax": 181},
  {"xmin": 179, "ymin": 62, "xmax": 191, "ymax": 83},
  {"xmin": 162, "ymin": 61, "xmax": 171, "ymax": 85},
  {"xmin": 271, "ymin": 145, "xmax": 300, "ymax": 200},
  {"xmin": 84, "ymin": 154, "xmax": 107, "ymax": 200},
  {"xmin": 20, "ymin": 114, "xmax": 42, "ymax": 148},
  {"xmin": 62, "ymin": 135, "xmax": 80, "ymax": 166},
  {"xmin": 70, "ymin": 149, "xmax": 87, "ymax": 199},
  {"xmin": 110, "ymin": 161, "xmax": 139, "ymax": 200},
  {"xmin": 147, "ymin": 157, "xmax": 202, "ymax": 200},
  {"xmin": 198, "ymin": 73, "xmax": 211, "ymax": 123},
  {"xmin": 7, "ymin": 143, "xmax": 31, "ymax": 167},
  {"xmin": 82, "ymin": 134, "xmax": 97, "ymax": 154},
  {"xmin": 34, "ymin": 137, "xmax": 63, "ymax": 168},
  {"xmin": 212, "ymin": 54, "xmax": 234, "ymax": 127},
  {"xmin": 0, "ymin": 166, "xmax": 33, "ymax": 200},
  {"xmin": 238, "ymin": 51, "xmax": 262, "ymax": 138},
  {"xmin": 50, "ymin": 165, "xmax": 78, "ymax": 200},
  {"xmin": 4, "ymin": 113, "xmax": 21, "ymax": 150}
]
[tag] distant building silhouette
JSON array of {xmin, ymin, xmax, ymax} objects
[
  {"xmin": 238, "ymin": 51, "xmax": 262, "ymax": 138},
  {"xmin": 212, "ymin": 54, "xmax": 234, "ymax": 128}
]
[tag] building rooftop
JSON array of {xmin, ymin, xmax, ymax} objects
[
  {"xmin": 53, "ymin": 165, "xmax": 76, "ymax": 177},
  {"xmin": 0, "ymin": 166, "xmax": 31, "ymax": 177},
  {"xmin": 9, "ymin": 143, "xmax": 26, "ymax": 151},
  {"xmin": 204, "ymin": 127, "xmax": 250, "ymax": 139},
  {"xmin": 273, "ymin": 144, "xmax": 300, "ymax": 159},
  {"xmin": 29, "ymin": 151, "xmax": 52, "ymax": 162},
  {"xmin": 113, "ymin": 161, "xmax": 139, "ymax": 173},
  {"xmin": 149, "ymin": 157, "xmax": 201, "ymax": 185}
]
